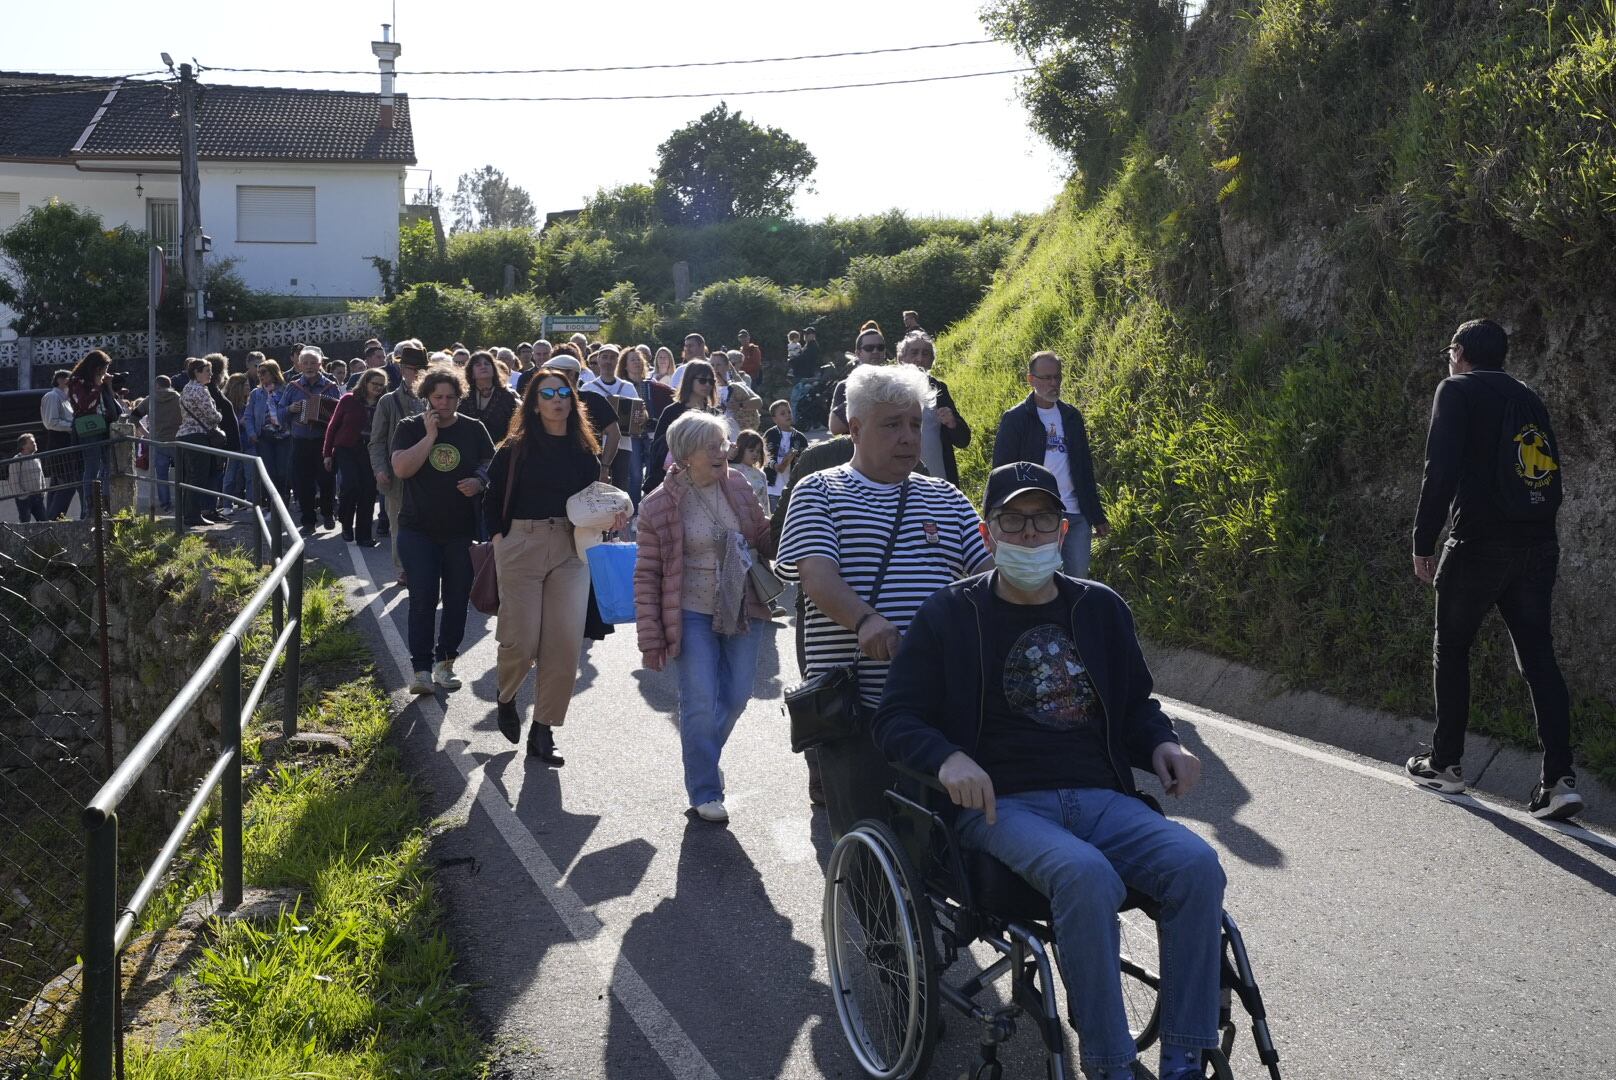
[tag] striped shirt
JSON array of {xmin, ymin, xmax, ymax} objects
[{"xmin": 777, "ymin": 464, "xmax": 992, "ymax": 707}]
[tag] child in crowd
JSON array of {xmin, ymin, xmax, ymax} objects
[
  {"xmin": 785, "ymin": 330, "xmax": 802, "ymax": 368},
  {"xmin": 8, "ymin": 434, "xmax": 47, "ymax": 522},
  {"xmin": 729, "ymin": 430, "xmax": 769, "ymax": 511},
  {"xmin": 763, "ymin": 401, "xmax": 806, "ymax": 514}
]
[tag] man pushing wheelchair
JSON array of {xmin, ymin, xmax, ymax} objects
[{"xmin": 872, "ymin": 462, "xmax": 1227, "ymax": 1080}]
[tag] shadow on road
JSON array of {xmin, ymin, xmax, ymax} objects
[
  {"xmin": 1448, "ymin": 798, "xmax": 1616, "ymax": 898},
  {"xmin": 1166, "ymin": 719, "xmax": 1286, "ymax": 868}
]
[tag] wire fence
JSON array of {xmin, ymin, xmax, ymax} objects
[{"xmin": 0, "ymin": 494, "xmax": 112, "ymax": 1073}]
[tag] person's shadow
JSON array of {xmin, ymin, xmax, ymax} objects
[
  {"xmin": 605, "ymin": 819, "xmax": 845, "ymax": 1078},
  {"xmin": 1159, "ymin": 717, "xmax": 1286, "ymax": 868},
  {"xmin": 1447, "ymin": 797, "xmax": 1616, "ymax": 899}
]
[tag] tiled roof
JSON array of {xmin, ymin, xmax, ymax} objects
[{"xmin": 0, "ymin": 72, "xmax": 415, "ymax": 165}]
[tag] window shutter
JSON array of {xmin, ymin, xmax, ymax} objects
[
  {"xmin": 0, "ymin": 192, "xmax": 20, "ymax": 230},
  {"xmin": 236, "ymin": 186, "xmax": 315, "ymax": 243}
]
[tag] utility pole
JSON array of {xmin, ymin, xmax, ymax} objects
[{"xmin": 177, "ymin": 62, "xmax": 205, "ymax": 358}]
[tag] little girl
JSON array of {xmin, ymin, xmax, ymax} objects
[{"xmin": 728, "ymin": 430, "xmax": 769, "ymax": 511}]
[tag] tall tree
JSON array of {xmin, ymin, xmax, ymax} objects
[
  {"xmin": 654, "ymin": 104, "xmax": 817, "ymax": 225},
  {"xmin": 449, "ymin": 165, "xmax": 538, "ymax": 233}
]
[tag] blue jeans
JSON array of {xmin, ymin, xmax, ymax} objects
[
  {"xmin": 673, "ymin": 609, "xmax": 762, "ymax": 806},
  {"xmin": 152, "ymin": 445, "xmax": 177, "ymax": 510},
  {"xmin": 1062, "ymin": 513, "xmax": 1093, "ymax": 578},
  {"xmin": 78, "ymin": 437, "xmax": 109, "ymax": 518},
  {"xmin": 396, "ymin": 527, "xmax": 473, "ymax": 673},
  {"xmin": 957, "ymin": 788, "xmax": 1225, "ymax": 1072},
  {"xmin": 257, "ymin": 438, "xmax": 292, "ymax": 508}
]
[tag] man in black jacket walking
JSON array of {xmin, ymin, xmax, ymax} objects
[
  {"xmin": 872, "ymin": 462, "xmax": 1219, "ymax": 1080},
  {"xmin": 992, "ymin": 350, "xmax": 1109, "ymax": 577},
  {"xmin": 1406, "ymin": 318, "xmax": 1582, "ymax": 820}
]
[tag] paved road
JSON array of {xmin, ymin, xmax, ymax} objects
[{"xmin": 319, "ymin": 536, "xmax": 1616, "ymax": 1080}]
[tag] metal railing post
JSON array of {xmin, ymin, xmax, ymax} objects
[
  {"xmin": 82, "ymin": 814, "xmax": 119, "ymax": 1080},
  {"xmin": 220, "ymin": 639, "xmax": 243, "ymax": 909},
  {"xmin": 173, "ymin": 442, "xmax": 185, "ymax": 538},
  {"xmin": 94, "ymin": 480, "xmax": 114, "ymax": 780},
  {"xmin": 282, "ymin": 552, "xmax": 304, "ymax": 739},
  {"xmin": 271, "ymin": 512, "xmax": 285, "ymax": 636}
]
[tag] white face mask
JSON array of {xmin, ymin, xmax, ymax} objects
[{"xmin": 994, "ymin": 536, "xmax": 1064, "ymax": 590}]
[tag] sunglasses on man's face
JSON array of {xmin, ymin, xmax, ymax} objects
[{"xmin": 536, "ymin": 386, "xmax": 574, "ymax": 400}]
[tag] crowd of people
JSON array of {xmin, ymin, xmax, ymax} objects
[{"xmin": 1, "ymin": 311, "xmax": 1584, "ymax": 1080}]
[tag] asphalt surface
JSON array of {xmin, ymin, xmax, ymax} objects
[{"xmin": 317, "ymin": 534, "xmax": 1616, "ymax": 1080}]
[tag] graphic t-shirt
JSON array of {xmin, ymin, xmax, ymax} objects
[
  {"xmin": 392, "ymin": 414, "xmax": 495, "ymax": 541},
  {"xmin": 975, "ymin": 592, "xmax": 1120, "ymax": 795},
  {"xmin": 1038, "ymin": 404, "xmax": 1078, "ymax": 514}
]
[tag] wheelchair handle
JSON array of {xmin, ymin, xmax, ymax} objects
[{"xmin": 893, "ymin": 761, "xmax": 949, "ymax": 794}]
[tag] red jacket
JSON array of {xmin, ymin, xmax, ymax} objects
[
  {"xmin": 321, "ymin": 393, "xmax": 375, "ymax": 458},
  {"xmin": 634, "ymin": 465, "xmax": 776, "ymax": 659}
]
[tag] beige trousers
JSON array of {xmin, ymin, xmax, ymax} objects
[
  {"xmin": 385, "ymin": 484, "xmax": 405, "ymax": 574},
  {"xmin": 494, "ymin": 518, "xmax": 591, "ymax": 728}
]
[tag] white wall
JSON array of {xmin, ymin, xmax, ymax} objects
[{"xmin": 0, "ymin": 159, "xmax": 402, "ymax": 340}]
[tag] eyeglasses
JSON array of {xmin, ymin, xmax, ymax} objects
[
  {"xmin": 992, "ymin": 510, "xmax": 1064, "ymax": 533},
  {"xmin": 693, "ymin": 376, "xmax": 713, "ymax": 385},
  {"xmin": 536, "ymin": 386, "xmax": 574, "ymax": 400},
  {"xmin": 1030, "ymin": 370, "xmax": 1063, "ymax": 383}
]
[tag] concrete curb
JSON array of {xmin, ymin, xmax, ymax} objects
[{"xmin": 1141, "ymin": 640, "xmax": 1615, "ymax": 830}]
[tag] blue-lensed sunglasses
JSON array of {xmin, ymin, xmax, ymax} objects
[{"xmin": 537, "ymin": 386, "xmax": 574, "ymax": 400}]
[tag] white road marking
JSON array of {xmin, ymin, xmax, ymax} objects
[
  {"xmin": 1161, "ymin": 695, "xmax": 1616, "ymax": 854},
  {"xmin": 337, "ymin": 546, "xmax": 723, "ymax": 1080}
]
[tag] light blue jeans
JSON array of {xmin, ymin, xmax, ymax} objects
[
  {"xmin": 957, "ymin": 787, "xmax": 1225, "ymax": 1073},
  {"xmin": 1062, "ymin": 513, "xmax": 1093, "ymax": 578},
  {"xmin": 674, "ymin": 609, "xmax": 762, "ymax": 807},
  {"xmin": 152, "ymin": 445, "xmax": 177, "ymax": 510}
]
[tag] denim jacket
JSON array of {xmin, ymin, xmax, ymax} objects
[{"xmin": 244, "ymin": 386, "xmax": 287, "ymax": 445}]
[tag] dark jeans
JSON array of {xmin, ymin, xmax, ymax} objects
[
  {"xmin": 43, "ymin": 429, "xmax": 76, "ymax": 518},
  {"xmin": 177, "ymin": 435, "xmax": 215, "ymax": 523},
  {"xmin": 396, "ymin": 526, "xmax": 473, "ymax": 673},
  {"xmin": 819, "ymin": 727, "xmax": 898, "ymax": 841},
  {"xmin": 1433, "ymin": 538, "xmax": 1572, "ymax": 782},
  {"xmin": 335, "ymin": 445, "xmax": 378, "ymax": 541},
  {"xmin": 290, "ymin": 437, "xmax": 335, "ymax": 525},
  {"xmin": 15, "ymin": 494, "xmax": 47, "ymax": 522},
  {"xmin": 77, "ymin": 435, "xmax": 109, "ymax": 518}
]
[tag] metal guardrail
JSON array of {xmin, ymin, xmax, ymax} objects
[{"xmin": 51, "ymin": 435, "xmax": 308, "ymax": 1080}]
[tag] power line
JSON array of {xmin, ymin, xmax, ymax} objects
[
  {"xmin": 404, "ymin": 67, "xmax": 1034, "ymax": 103},
  {"xmin": 197, "ymin": 38, "xmax": 998, "ymax": 77},
  {"xmin": 0, "ymin": 72, "xmax": 167, "ymax": 98}
]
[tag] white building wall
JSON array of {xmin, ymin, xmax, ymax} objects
[{"xmin": 0, "ymin": 160, "xmax": 403, "ymax": 339}]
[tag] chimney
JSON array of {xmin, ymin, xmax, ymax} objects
[{"xmin": 371, "ymin": 24, "xmax": 402, "ymax": 130}]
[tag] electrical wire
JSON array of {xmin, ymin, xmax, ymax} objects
[
  {"xmin": 404, "ymin": 67, "xmax": 1034, "ymax": 102},
  {"xmin": 197, "ymin": 38, "xmax": 998, "ymax": 77},
  {"xmin": 0, "ymin": 72, "xmax": 167, "ymax": 98}
]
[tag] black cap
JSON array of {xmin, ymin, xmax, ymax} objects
[{"xmin": 983, "ymin": 462, "xmax": 1064, "ymax": 517}]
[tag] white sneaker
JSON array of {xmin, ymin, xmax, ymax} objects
[
  {"xmin": 1528, "ymin": 776, "xmax": 1585, "ymax": 821},
  {"xmin": 432, "ymin": 660, "xmax": 462, "ymax": 690},
  {"xmin": 408, "ymin": 670, "xmax": 434, "ymax": 695},
  {"xmin": 694, "ymin": 800, "xmax": 729, "ymax": 823}
]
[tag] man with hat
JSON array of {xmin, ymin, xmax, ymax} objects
[
  {"xmin": 370, "ymin": 339, "xmax": 429, "ymax": 581},
  {"xmin": 872, "ymin": 461, "xmax": 1221, "ymax": 1080}
]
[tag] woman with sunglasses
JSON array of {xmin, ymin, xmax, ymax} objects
[
  {"xmin": 485, "ymin": 368, "xmax": 619, "ymax": 765},
  {"xmin": 641, "ymin": 358, "xmax": 717, "ymax": 496},
  {"xmin": 828, "ymin": 321, "xmax": 887, "ymax": 435}
]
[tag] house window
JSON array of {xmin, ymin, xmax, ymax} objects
[
  {"xmin": 0, "ymin": 192, "xmax": 20, "ymax": 230},
  {"xmin": 236, "ymin": 185, "xmax": 315, "ymax": 244},
  {"xmin": 145, "ymin": 198, "xmax": 179, "ymax": 266}
]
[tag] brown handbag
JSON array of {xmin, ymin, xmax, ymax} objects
[{"xmin": 469, "ymin": 447, "xmax": 520, "ymax": 616}]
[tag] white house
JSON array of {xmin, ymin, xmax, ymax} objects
[{"xmin": 0, "ymin": 34, "xmax": 414, "ymax": 341}]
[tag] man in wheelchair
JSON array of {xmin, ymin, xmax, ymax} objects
[{"xmin": 871, "ymin": 462, "xmax": 1227, "ymax": 1080}]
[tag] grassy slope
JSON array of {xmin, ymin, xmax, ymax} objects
[{"xmin": 939, "ymin": 0, "xmax": 1616, "ymax": 781}]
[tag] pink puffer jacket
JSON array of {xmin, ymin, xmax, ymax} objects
[{"xmin": 635, "ymin": 465, "xmax": 776, "ymax": 659}]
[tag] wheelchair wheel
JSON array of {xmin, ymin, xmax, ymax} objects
[
  {"xmin": 824, "ymin": 818, "xmax": 940, "ymax": 1080},
  {"xmin": 1118, "ymin": 907, "xmax": 1161, "ymax": 1052}
]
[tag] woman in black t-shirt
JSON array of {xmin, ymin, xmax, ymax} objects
[
  {"xmin": 641, "ymin": 358, "xmax": 717, "ymax": 496},
  {"xmin": 391, "ymin": 366, "xmax": 495, "ymax": 696},
  {"xmin": 484, "ymin": 369, "xmax": 617, "ymax": 765}
]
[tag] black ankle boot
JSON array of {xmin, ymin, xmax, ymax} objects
[
  {"xmin": 527, "ymin": 723, "xmax": 564, "ymax": 766},
  {"xmin": 496, "ymin": 699, "xmax": 520, "ymax": 743}
]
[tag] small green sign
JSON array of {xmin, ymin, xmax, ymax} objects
[{"xmin": 543, "ymin": 315, "xmax": 602, "ymax": 335}]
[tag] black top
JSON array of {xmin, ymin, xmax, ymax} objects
[
  {"xmin": 1412, "ymin": 370, "xmax": 1559, "ymax": 555},
  {"xmin": 391, "ymin": 414, "xmax": 495, "ymax": 541},
  {"xmin": 973, "ymin": 591, "xmax": 1120, "ymax": 796},
  {"xmin": 461, "ymin": 384, "xmax": 520, "ymax": 445},
  {"xmin": 207, "ymin": 383, "xmax": 243, "ymax": 452},
  {"xmin": 484, "ymin": 431, "xmax": 599, "ymax": 537},
  {"xmin": 791, "ymin": 339, "xmax": 822, "ymax": 380}
]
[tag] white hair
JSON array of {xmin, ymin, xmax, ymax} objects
[
  {"xmin": 845, "ymin": 362, "xmax": 933, "ymax": 422},
  {"xmin": 666, "ymin": 410, "xmax": 730, "ymax": 466},
  {"xmin": 495, "ymin": 347, "xmax": 516, "ymax": 365},
  {"xmin": 428, "ymin": 351, "xmax": 452, "ymax": 365},
  {"xmin": 297, "ymin": 347, "xmax": 323, "ymax": 365}
]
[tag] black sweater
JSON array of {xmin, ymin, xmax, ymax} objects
[
  {"xmin": 1412, "ymin": 370, "xmax": 1558, "ymax": 556},
  {"xmin": 484, "ymin": 432, "xmax": 599, "ymax": 538}
]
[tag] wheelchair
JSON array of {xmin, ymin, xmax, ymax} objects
[{"xmin": 823, "ymin": 768, "xmax": 1283, "ymax": 1080}]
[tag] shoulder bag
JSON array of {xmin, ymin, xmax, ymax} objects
[
  {"xmin": 784, "ymin": 480, "xmax": 910, "ymax": 753},
  {"xmin": 469, "ymin": 446, "xmax": 521, "ymax": 615},
  {"xmin": 180, "ymin": 394, "xmax": 226, "ymax": 449}
]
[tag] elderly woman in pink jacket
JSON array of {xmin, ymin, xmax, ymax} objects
[{"xmin": 635, "ymin": 410, "xmax": 775, "ymax": 823}]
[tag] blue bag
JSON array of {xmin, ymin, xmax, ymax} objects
[{"xmin": 586, "ymin": 542, "xmax": 638, "ymax": 624}]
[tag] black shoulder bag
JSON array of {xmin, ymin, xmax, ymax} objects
[{"xmin": 785, "ymin": 480, "xmax": 910, "ymax": 753}]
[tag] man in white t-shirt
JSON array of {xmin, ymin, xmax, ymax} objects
[
  {"xmin": 778, "ymin": 363, "xmax": 993, "ymax": 838},
  {"xmin": 991, "ymin": 350, "xmax": 1110, "ymax": 577},
  {"xmin": 667, "ymin": 332, "xmax": 708, "ymax": 393}
]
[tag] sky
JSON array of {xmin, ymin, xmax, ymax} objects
[{"xmin": 12, "ymin": 0, "xmax": 1071, "ymax": 222}]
